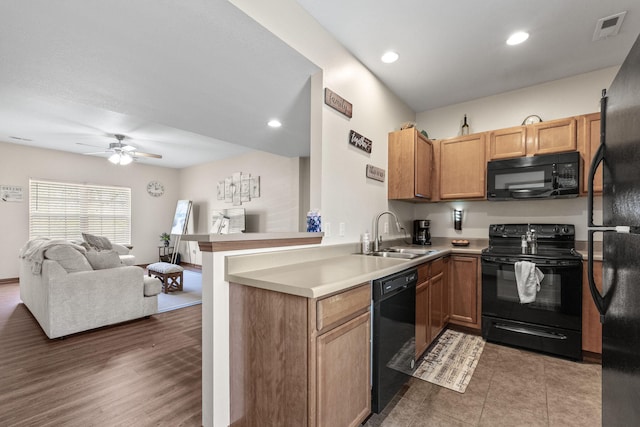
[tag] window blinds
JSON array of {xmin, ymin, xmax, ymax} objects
[{"xmin": 29, "ymin": 179, "xmax": 131, "ymax": 244}]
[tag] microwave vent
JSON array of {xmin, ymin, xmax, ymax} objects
[{"xmin": 593, "ymin": 11, "xmax": 626, "ymax": 41}]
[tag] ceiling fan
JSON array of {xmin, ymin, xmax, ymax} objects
[{"xmin": 79, "ymin": 134, "xmax": 163, "ymax": 165}]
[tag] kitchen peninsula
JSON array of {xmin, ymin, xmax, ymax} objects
[{"xmin": 185, "ymin": 232, "xmax": 485, "ymax": 426}]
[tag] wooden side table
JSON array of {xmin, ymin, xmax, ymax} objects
[{"xmin": 158, "ymin": 246, "xmax": 174, "ymax": 262}]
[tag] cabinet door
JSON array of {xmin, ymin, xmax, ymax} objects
[
  {"xmin": 529, "ymin": 117, "xmax": 577, "ymax": 155},
  {"xmin": 317, "ymin": 311, "xmax": 371, "ymax": 427},
  {"xmin": 442, "ymin": 257, "xmax": 450, "ymax": 325},
  {"xmin": 429, "ymin": 271, "xmax": 445, "ymax": 341},
  {"xmin": 388, "ymin": 128, "xmax": 433, "ymax": 201},
  {"xmin": 440, "ymin": 134, "xmax": 486, "ymax": 199},
  {"xmin": 415, "ymin": 133, "xmax": 433, "ymax": 199},
  {"xmin": 581, "ymin": 113, "xmax": 602, "ymax": 194},
  {"xmin": 582, "ymin": 261, "xmax": 603, "ymax": 354},
  {"xmin": 489, "ymin": 126, "xmax": 527, "ymax": 160},
  {"xmin": 449, "ymin": 256, "xmax": 480, "ymax": 329},
  {"xmin": 415, "ymin": 280, "xmax": 429, "ymax": 358}
]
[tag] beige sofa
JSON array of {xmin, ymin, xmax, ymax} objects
[{"xmin": 19, "ymin": 240, "xmax": 161, "ymax": 339}]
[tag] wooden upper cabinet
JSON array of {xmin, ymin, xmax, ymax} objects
[
  {"xmin": 578, "ymin": 113, "xmax": 602, "ymax": 195},
  {"xmin": 528, "ymin": 117, "xmax": 577, "ymax": 155},
  {"xmin": 489, "ymin": 126, "xmax": 527, "ymax": 160},
  {"xmin": 439, "ymin": 133, "xmax": 486, "ymax": 199},
  {"xmin": 388, "ymin": 128, "xmax": 433, "ymax": 201}
]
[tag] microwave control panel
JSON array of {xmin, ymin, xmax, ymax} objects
[{"xmin": 555, "ymin": 162, "xmax": 578, "ymax": 188}]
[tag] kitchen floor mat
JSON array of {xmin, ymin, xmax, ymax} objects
[{"xmin": 412, "ymin": 329, "xmax": 485, "ymax": 393}]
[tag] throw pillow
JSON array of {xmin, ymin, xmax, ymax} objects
[
  {"xmin": 85, "ymin": 249, "xmax": 122, "ymax": 270},
  {"xmin": 44, "ymin": 245, "xmax": 93, "ymax": 273},
  {"xmin": 82, "ymin": 233, "xmax": 113, "ymax": 250}
]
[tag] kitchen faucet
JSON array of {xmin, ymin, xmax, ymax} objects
[{"xmin": 373, "ymin": 211, "xmax": 402, "ymax": 252}]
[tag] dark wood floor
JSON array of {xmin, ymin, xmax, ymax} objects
[{"xmin": 0, "ymin": 281, "xmax": 202, "ymax": 426}]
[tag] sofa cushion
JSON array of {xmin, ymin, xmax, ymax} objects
[
  {"xmin": 85, "ymin": 249, "xmax": 122, "ymax": 270},
  {"xmin": 143, "ymin": 277, "xmax": 162, "ymax": 296},
  {"xmin": 44, "ymin": 245, "xmax": 93, "ymax": 273},
  {"xmin": 82, "ymin": 233, "xmax": 113, "ymax": 250}
]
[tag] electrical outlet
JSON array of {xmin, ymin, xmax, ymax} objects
[
  {"xmin": 324, "ymin": 222, "xmax": 331, "ymax": 237},
  {"xmin": 339, "ymin": 222, "xmax": 345, "ymax": 236},
  {"xmin": 383, "ymin": 221, "xmax": 389, "ymax": 234}
]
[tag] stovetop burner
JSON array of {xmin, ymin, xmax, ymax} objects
[{"xmin": 484, "ymin": 223, "xmax": 580, "ymax": 260}]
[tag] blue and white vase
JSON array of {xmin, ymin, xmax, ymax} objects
[{"xmin": 306, "ymin": 210, "xmax": 321, "ymax": 233}]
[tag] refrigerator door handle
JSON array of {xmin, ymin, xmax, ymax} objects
[
  {"xmin": 587, "ymin": 229, "xmax": 606, "ymax": 322},
  {"xmin": 587, "ymin": 135, "xmax": 605, "ymax": 228}
]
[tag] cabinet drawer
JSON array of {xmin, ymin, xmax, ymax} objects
[
  {"xmin": 317, "ymin": 284, "xmax": 370, "ymax": 333},
  {"xmin": 430, "ymin": 258, "xmax": 445, "ymax": 276},
  {"xmin": 417, "ymin": 262, "xmax": 430, "ymax": 283}
]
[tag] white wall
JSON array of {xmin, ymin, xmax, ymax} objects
[
  {"xmin": 414, "ymin": 67, "xmax": 617, "ymax": 241},
  {"xmin": 177, "ymin": 150, "xmax": 304, "ymax": 265},
  {"xmin": 231, "ymin": 0, "xmax": 417, "ymax": 246},
  {"xmin": 0, "ymin": 141, "xmax": 180, "ymax": 279},
  {"xmin": 417, "ymin": 66, "xmax": 618, "ymax": 139}
]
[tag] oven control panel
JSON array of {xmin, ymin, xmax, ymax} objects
[{"xmin": 489, "ymin": 223, "xmax": 575, "ymax": 239}]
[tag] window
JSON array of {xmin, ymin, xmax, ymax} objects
[{"xmin": 29, "ymin": 179, "xmax": 131, "ymax": 244}]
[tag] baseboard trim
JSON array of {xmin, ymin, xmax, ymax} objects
[{"xmin": 0, "ymin": 277, "xmax": 19, "ymax": 285}]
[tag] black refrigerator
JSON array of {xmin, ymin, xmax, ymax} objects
[{"xmin": 587, "ymin": 32, "xmax": 640, "ymax": 426}]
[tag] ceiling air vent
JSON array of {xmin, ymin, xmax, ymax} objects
[{"xmin": 593, "ymin": 11, "xmax": 627, "ymax": 41}]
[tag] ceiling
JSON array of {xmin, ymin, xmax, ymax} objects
[
  {"xmin": 0, "ymin": 1, "xmax": 319, "ymax": 168},
  {"xmin": 1, "ymin": 2, "xmax": 639, "ymax": 169},
  {"xmin": 297, "ymin": 0, "xmax": 640, "ymax": 112}
]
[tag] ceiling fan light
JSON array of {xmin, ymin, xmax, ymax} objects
[
  {"xmin": 108, "ymin": 153, "xmax": 121, "ymax": 164},
  {"xmin": 119, "ymin": 153, "xmax": 133, "ymax": 165}
]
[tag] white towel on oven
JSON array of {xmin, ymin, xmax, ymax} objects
[{"xmin": 515, "ymin": 261, "xmax": 544, "ymax": 303}]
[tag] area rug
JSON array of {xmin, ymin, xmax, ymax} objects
[
  {"xmin": 412, "ymin": 330, "xmax": 485, "ymax": 393},
  {"xmin": 156, "ymin": 269, "xmax": 202, "ymax": 313}
]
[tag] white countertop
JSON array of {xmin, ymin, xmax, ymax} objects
[{"xmin": 226, "ymin": 239, "xmax": 487, "ymax": 299}]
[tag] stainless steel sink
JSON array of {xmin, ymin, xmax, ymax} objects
[
  {"xmin": 369, "ymin": 251, "xmax": 420, "ymax": 259},
  {"xmin": 385, "ymin": 247, "xmax": 440, "ymax": 256}
]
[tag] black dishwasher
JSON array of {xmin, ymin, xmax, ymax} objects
[{"xmin": 371, "ymin": 267, "xmax": 417, "ymax": 413}]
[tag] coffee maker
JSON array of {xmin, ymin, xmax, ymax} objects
[{"xmin": 413, "ymin": 220, "xmax": 431, "ymax": 245}]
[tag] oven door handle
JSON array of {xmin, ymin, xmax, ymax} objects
[
  {"xmin": 481, "ymin": 256, "xmax": 581, "ymax": 268},
  {"xmin": 495, "ymin": 323, "xmax": 567, "ymax": 340}
]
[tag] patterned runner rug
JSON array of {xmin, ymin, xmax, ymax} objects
[{"xmin": 412, "ymin": 329, "xmax": 485, "ymax": 393}]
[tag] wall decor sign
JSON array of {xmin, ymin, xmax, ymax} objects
[
  {"xmin": 324, "ymin": 88, "xmax": 353, "ymax": 118},
  {"xmin": 1, "ymin": 185, "xmax": 23, "ymax": 202},
  {"xmin": 216, "ymin": 172, "xmax": 260, "ymax": 206},
  {"xmin": 349, "ymin": 130, "xmax": 372, "ymax": 154},
  {"xmin": 366, "ymin": 165, "xmax": 386, "ymax": 182}
]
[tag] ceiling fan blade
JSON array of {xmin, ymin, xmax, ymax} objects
[
  {"xmin": 76, "ymin": 142, "xmax": 109, "ymax": 149},
  {"xmin": 82, "ymin": 151, "xmax": 110, "ymax": 156},
  {"xmin": 132, "ymin": 151, "xmax": 162, "ymax": 159}
]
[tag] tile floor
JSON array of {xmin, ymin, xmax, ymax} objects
[{"xmin": 364, "ymin": 342, "xmax": 601, "ymax": 427}]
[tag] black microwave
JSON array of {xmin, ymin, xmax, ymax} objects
[{"xmin": 487, "ymin": 152, "xmax": 580, "ymax": 201}]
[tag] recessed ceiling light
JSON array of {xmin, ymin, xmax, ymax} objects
[
  {"xmin": 267, "ymin": 119, "xmax": 282, "ymax": 128},
  {"xmin": 381, "ymin": 51, "xmax": 399, "ymax": 64},
  {"xmin": 506, "ymin": 31, "xmax": 529, "ymax": 46}
]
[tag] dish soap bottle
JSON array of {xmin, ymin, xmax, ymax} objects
[{"xmin": 362, "ymin": 231, "xmax": 371, "ymax": 254}]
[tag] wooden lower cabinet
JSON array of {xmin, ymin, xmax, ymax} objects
[
  {"xmin": 229, "ymin": 282, "xmax": 371, "ymax": 427},
  {"xmin": 317, "ymin": 312, "xmax": 371, "ymax": 427},
  {"xmin": 449, "ymin": 255, "xmax": 481, "ymax": 330},
  {"xmin": 415, "ymin": 280, "xmax": 429, "ymax": 358},
  {"xmin": 415, "ymin": 256, "xmax": 450, "ymax": 358},
  {"xmin": 582, "ymin": 260, "xmax": 603, "ymax": 354}
]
